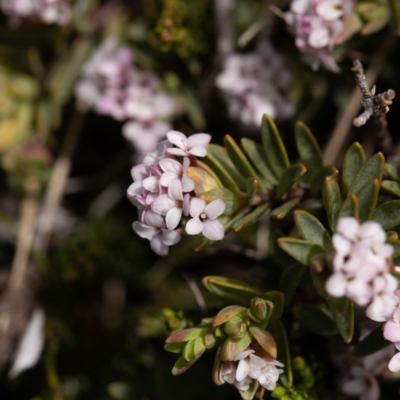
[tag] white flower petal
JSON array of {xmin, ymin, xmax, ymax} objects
[
  {"xmin": 159, "ymin": 158, "xmax": 182, "ymax": 174},
  {"xmin": 162, "ymin": 229, "xmax": 181, "ymax": 246},
  {"xmin": 166, "ymin": 207, "xmax": 183, "ymax": 230},
  {"xmin": 204, "ymin": 199, "xmax": 226, "ymax": 220},
  {"xmin": 185, "ymin": 217, "xmax": 203, "ymax": 235},
  {"xmin": 150, "ymin": 233, "xmax": 169, "ymax": 256},
  {"xmin": 133, "ymin": 222, "xmax": 158, "ymax": 240},
  {"xmin": 189, "ymin": 197, "xmax": 207, "ymax": 217},
  {"xmin": 388, "ymin": 352, "xmax": 400, "ymax": 372},
  {"xmin": 202, "ymin": 220, "xmax": 225, "ymax": 240},
  {"xmin": 181, "ymin": 175, "xmax": 195, "ymax": 192},
  {"xmin": 325, "ymin": 273, "xmax": 347, "ymax": 297},
  {"xmin": 236, "ymin": 359, "xmax": 250, "ymax": 381},
  {"xmin": 151, "ymin": 195, "xmax": 176, "ymax": 215},
  {"xmin": 168, "ymin": 179, "xmax": 183, "ymax": 201},
  {"xmin": 187, "ymin": 133, "xmax": 211, "ymax": 149},
  {"xmin": 167, "ymin": 130, "xmax": 187, "ymax": 150},
  {"xmin": 144, "ymin": 210, "xmax": 165, "ymax": 228}
]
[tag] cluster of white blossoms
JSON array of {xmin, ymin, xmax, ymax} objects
[
  {"xmin": 285, "ymin": 0, "xmax": 354, "ymax": 73},
  {"xmin": 326, "ymin": 217, "xmax": 398, "ymax": 321},
  {"xmin": 75, "ymin": 38, "xmax": 179, "ymax": 155},
  {"xmin": 0, "ymin": 0, "xmax": 71, "ymax": 25},
  {"xmin": 215, "ymin": 41, "xmax": 294, "ymax": 128},
  {"xmin": 219, "ymin": 349, "xmax": 284, "ymax": 393},
  {"xmin": 127, "ymin": 131, "xmax": 226, "ymax": 256},
  {"xmin": 382, "ymin": 291, "xmax": 400, "ymax": 372}
]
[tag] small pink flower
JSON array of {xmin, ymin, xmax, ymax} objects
[
  {"xmin": 133, "ymin": 211, "xmax": 181, "ymax": 256},
  {"xmin": 388, "ymin": 352, "xmax": 400, "ymax": 372},
  {"xmin": 185, "ymin": 198, "xmax": 226, "ymax": 240},
  {"xmin": 159, "ymin": 157, "xmax": 195, "ymax": 192},
  {"xmin": 167, "ymin": 131, "xmax": 211, "ymax": 158}
]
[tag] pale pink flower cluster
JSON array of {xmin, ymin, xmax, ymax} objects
[
  {"xmin": 326, "ymin": 217, "xmax": 398, "ymax": 321},
  {"xmin": 337, "ymin": 325, "xmax": 396, "ymax": 400},
  {"xmin": 215, "ymin": 41, "xmax": 294, "ymax": 128},
  {"xmin": 1, "ymin": 0, "xmax": 71, "ymax": 25},
  {"xmin": 127, "ymin": 131, "xmax": 226, "ymax": 256},
  {"xmin": 382, "ymin": 291, "xmax": 400, "ymax": 372},
  {"xmin": 219, "ymin": 349, "xmax": 284, "ymax": 393},
  {"xmin": 75, "ymin": 38, "xmax": 179, "ymax": 154},
  {"xmin": 285, "ymin": 0, "xmax": 354, "ymax": 73}
]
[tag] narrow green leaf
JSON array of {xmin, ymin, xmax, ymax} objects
[
  {"xmin": 372, "ymin": 200, "xmax": 400, "ymax": 230},
  {"xmin": 268, "ymin": 320, "xmax": 293, "ymax": 388},
  {"xmin": 183, "ymin": 337, "xmax": 205, "ymax": 361},
  {"xmin": 166, "ymin": 328, "xmax": 208, "ymax": 343},
  {"xmin": 294, "ymin": 304, "xmax": 337, "ymax": 335},
  {"xmin": 202, "ymin": 276, "xmax": 262, "ymax": 304},
  {"xmin": 213, "ymin": 306, "xmax": 247, "ymax": 327},
  {"xmin": 241, "ymin": 138, "xmax": 278, "ymax": 185},
  {"xmin": 294, "ymin": 210, "xmax": 332, "ymax": 249},
  {"xmin": 323, "ymin": 178, "xmax": 341, "ymax": 231},
  {"xmin": 348, "ymin": 152, "xmax": 385, "ymax": 195},
  {"xmin": 204, "ymin": 146, "xmax": 242, "ymax": 195},
  {"xmin": 277, "ymin": 238, "xmax": 326, "ymax": 266},
  {"xmin": 246, "ymin": 177, "xmax": 258, "ymax": 206},
  {"xmin": 233, "ymin": 203, "xmax": 270, "ymax": 232},
  {"xmin": 172, "ymin": 356, "xmax": 197, "ymax": 375},
  {"xmin": 224, "ymin": 135, "xmax": 258, "ymax": 180},
  {"xmin": 280, "ymin": 263, "xmax": 307, "ymax": 305},
  {"xmin": 382, "ymin": 180, "xmax": 400, "ymax": 197},
  {"xmin": 277, "ymin": 164, "xmax": 307, "ymax": 198},
  {"xmin": 164, "ymin": 342, "xmax": 186, "ymax": 354},
  {"xmin": 342, "ymin": 142, "xmax": 366, "ymax": 195},
  {"xmin": 385, "ymin": 163, "xmax": 400, "ymax": 183},
  {"xmin": 271, "ymin": 200, "xmax": 298, "ymax": 219},
  {"xmin": 311, "ymin": 165, "xmax": 338, "ymax": 195},
  {"xmin": 356, "ymin": 179, "xmax": 380, "ymax": 221},
  {"xmin": 199, "ymin": 187, "xmax": 238, "ymax": 215},
  {"xmin": 295, "ymin": 121, "xmax": 324, "ymax": 184},
  {"xmin": 261, "ymin": 114, "xmax": 290, "ymax": 178},
  {"xmin": 248, "ymin": 326, "xmax": 277, "ymax": 359},
  {"xmin": 338, "ymin": 194, "xmax": 359, "ymax": 219},
  {"xmin": 353, "ymin": 326, "xmax": 391, "ymax": 358},
  {"xmin": 329, "ymin": 301, "xmax": 354, "ymax": 344}
]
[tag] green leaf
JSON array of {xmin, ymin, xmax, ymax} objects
[
  {"xmin": 357, "ymin": 2, "xmax": 390, "ymax": 35},
  {"xmin": 389, "ymin": 0, "xmax": 400, "ymax": 35},
  {"xmin": 388, "ymin": 238, "xmax": 400, "ymax": 258},
  {"xmin": 385, "ymin": 163, "xmax": 400, "ymax": 183},
  {"xmin": 224, "ymin": 135, "xmax": 258, "ymax": 181},
  {"xmin": 311, "ymin": 165, "xmax": 338, "ymax": 195},
  {"xmin": 261, "ymin": 114, "xmax": 290, "ymax": 178},
  {"xmin": 342, "ymin": 142, "xmax": 366, "ymax": 195},
  {"xmin": 348, "ymin": 152, "xmax": 385, "ymax": 195},
  {"xmin": 199, "ymin": 187, "xmax": 238, "ymax": 215},
  {"xmin": 294, "ymin": 304, "xmax": 337, "ymax": 335},
  {"xmin": 202, "ymin": 276, "xmax": 262, "ymax": 304},
  {"xmin": 262, "ymin": 291, "xmax": 285, "ymax": 320},
  {"xmin": 329, "ymin": 301, "xmax": 354, "ymax": 344},
  {"xmin": 233, "ymin": 203, "xmax": 270, "ymax": 232},
  {"xmin": 205, "ymin": 144, "xmax": 244, "ymax": 194},
  {"xmin": 213, "ymin": 306, "xmax": 247, "ymax": 327},
  {"xmin": 183, "ymin": 337, "xmax": 206, "ymax": 361},
  {"xmin": 323, "ymin": 178, "xmax": 341, "ymax": 231},
  {"xmin": 268, "ymin": 319, "xmax": 293, "ymax": 388},
  {"xmin": 172, "ymin": 356, "xmax": 197, "ymax": 375},
  {"xmin": 338, "ymin": 194, "xmax": 359, "ymax": 219},
  {"xmin": 164, "ymin": 342, "xmax": 186, "ymax": 354},
  {"xmin": 271, "ymin": 200, "xmax": 298, "ymax": 219},
  {"xmin": 294, "ymin": 210, "xmax": 332, "ymax": 249},
  {"xmin": 248, "ymin": 326, "xmax": 277, "ymax": 359},
  {"xmin": 382, "ymin": 180, "xmax": 400, "ymax": 197},
  {"xmin": 246, "ymin": 177, "xmax": 258, "ymax": 206},
  {"xmin": 372, "ymin": 200, "xmax": 400, "ymax": 230},
  {"xmin": 241, "ymin": 138, "xmax": 278, "ymax": 185},
  {"xmin": 166, "ymin": 328, "xmax": 208, "ymax": 343},
  {"xmin": 353, "ymin": 326, "xmax": 391, "ymax": 358},
  {"xmin": 277, "ymin": 164, "xmax": 307, "ymax": 198},
  {"xmin": 220, "ymin": 330, "xmax": 252, "ymax": 361},
  {"xmin": 277, "ymin": 238, "xmax": 326, "ymax": 266},
  {"xmin": 356, "ymin": 179, "xmax": 380, "ymax": 221},
  {"xmin": 280, "ymin": 263, "xmax": 307, "ymax": 305},
  {"xmin": 295, "ymin": 121, "xmax": 324, "ymax": 184}
]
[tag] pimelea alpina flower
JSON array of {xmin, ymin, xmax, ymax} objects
[
  {"xmin": 219, "ymin": 349, "xmax": 284, "ymax": 393},
  {"xmin": 1, "ymin": 0, "xmax": 71, "ymax": 25},
  {"xmin": 285, "ymin": 0, "xmax": 354, "ymax": 73},
  {"xmin": 325, "ymin": 218, "xmax": 397, "ymax": 312},
  {"xmin": 215, "ymin": 41, "xmax": 294, "ymax": 128},
  {"xmin": 128, "ymin": 132, "xmax": 226, "ymax": 255},
  {"xmin": 75, "ymin": 38, "xmax": 179, "ymax": 155}
]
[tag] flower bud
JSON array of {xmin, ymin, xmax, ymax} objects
[
  {"xmin": 248, "ymin": 297, "xmax": 272, "ymax": 323},
  {"xmin": 186, "ymin": 166, "xmax": 219, "ymax": 196},
  {"xmin": 223, "ymin": 315, "xmax": 247, "ymax": 338}
]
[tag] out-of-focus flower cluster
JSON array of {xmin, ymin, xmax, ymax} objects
[
  {"xmin": 285, "ymin": 0, "xmax": 354, "ymax": 73},
  {"xmin": 215, "ymin": 41, "xmax": 294, "ymax": 128},
  {"xmin": 75, "ymin": 38, "xmax": 180, "ymax": 154},
  {"xmin": 336, "ymin": 324, "xmax": 395, "ymax": 400},
  {"xmin": 0, "ymin": 0, "xmax": 71, "ymax": 26},
  {"xmin": 127, "ymin": 131, "xmax": 226, "ymax": 256},
  {"xmin": 219, "ymin": 349, "xmax": 283, "ymax": 392},
  {"xmin": 326, "ymin": 217, "xmax": 398, "ymax": 321}
]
